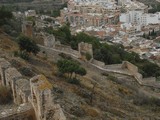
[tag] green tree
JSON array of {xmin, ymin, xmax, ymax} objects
[
  {"xmin": 57, "ymin": 59, "xmax": 78, "ymax": 78},
  {"xmin": 75, "ymin": 67, "xmax": 87, "ymax": 77},
  {"xmin": 0, "ymin": 6, "xmax": 13, "ymax": 26},
  {"xmin": 59, "ymin": 25, "xmax": 71, "ymax": 43},
  {"xmin": 148, "ymin": 31, "xmax": 151, "ymax": 36},
  {"xmin": 143, "ymin": 33, "xmax": 146, "ymax": 38},
  {"xmin": 140, "ymin": 62, "xmax": 160, "ymax": 77},
  {"xmin": 17, "ymin": 35, "xmax": 40, "ymax": 55},
  {"xmin": 85, "ymin": 52, "xmax": 92, "ymax": 61},
  {"xmin": 57, "ymin": 59, "xmax": 86, "ymax": 79}
]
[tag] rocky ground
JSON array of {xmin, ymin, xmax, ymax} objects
[{"xmin": 1, "ymin": 32, "xmax": 160, "ymax": 120}]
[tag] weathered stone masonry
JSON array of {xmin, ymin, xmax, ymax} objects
[
  {"xmin": 40, "ymin": 39, "xmax": 160, "ymax": 89},
  {"xmin": 0, "ymin": 58, "xmax": 66, "ymax": 120}
]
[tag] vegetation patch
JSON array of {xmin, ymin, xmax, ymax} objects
[
  {"xmin": 0, "ymin": 85, "xmax": 12, "ymax": 104},
  {"xmin": 133, "ymin": 92, "xmax": 160, "ymax": 107},
  {"xmin": 70, "ymin": 106, "xmax": 86, "ymax": 117},
  {"xmin": 19, "ymin": 67, "xmax": 35, "ymax": 77},
  {"xmin": 14, "ymin": 35, "xmax": 40, "ymax": 60},
  {"xmin": 68, "ymin": 78, "xmax": 80, "ymax": 85},
  {"xmin": 57, "ymin": 59, "xmax": 86, "ymax": 85}
]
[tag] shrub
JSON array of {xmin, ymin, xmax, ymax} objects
[
  {"xmin": 19, "ymin": 51, "xmax": 30, "ymax": 60},
  {"xmin": 133, "ymin": 92, "xmax": 160, "ymax": 107},
  {"xmin": 107, "ymin": 75, "xmax": 118, "ymax": 81},
  {"xmin": 70, "ymin": 106, "xmax": 86, "ymax": 117},
  {"xmin": 59, "ymin": 53, "xmax": 72, "ymax": 60},
  {"xmin": 17, "ymin": 35, "xmax": 40, "ymax": 55},
  {"xmin": 101, "ymin": 72, "xmax": 109, "ymax": 76},
  {"xmin": 85, "ymin": 52, "xmax": 92, "ymax": 61},
  {"xmin": 19, "ymin": 67, "xmax": 35, "ymax": 77},
  {"xmin": 68, "ymin": 78, "xmax": 80, "ymax": 85},
  {"xmin": 0, "ymin": 86, "xmax": 12, "ymax": 104},
  {"xmin": 13, "ymin": 50, "xmax": 19, "ymax": 57},
  {"xmin": 156, "ymin": 76, "xmax": 160, "ymax": 81},
  {"xmin": 14, "ymin": 51, "xmax": 29, "ymax": 60}
]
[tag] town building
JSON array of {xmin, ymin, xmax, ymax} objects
[{"xmin": 59, "ymin": 0, "xmax": 120, "ymax": 27}]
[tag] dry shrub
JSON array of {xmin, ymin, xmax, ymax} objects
[
  {"xmin": 133, "ymin": 91, "xmax": 160, "ymax": 107},
  {"xmin": 82, "ymin": 105, "xmax": 100, "ymax": 117},
  {"xmin": 118, "ymin": 87, "xmax": 132, "ymax": 95},
  {"xmin": 0, "ymin": 85, "xmax": 12, "ymax": 104}
]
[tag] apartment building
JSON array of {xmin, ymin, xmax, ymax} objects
[{"xmin": 120, "ymin": 12, "xmax": 160, "ymax": 26}]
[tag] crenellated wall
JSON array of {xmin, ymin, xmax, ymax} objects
[
  {"xmin": 39, "ymin": 43, "xmax": 160, "ymax": 89},
  {"xmin": 121, "ymin": 61, "xmax": 160, "ymax": 88},
  {"xmin": 90, "ymin": 58, "xmax": 105, "ymax": 68},
  {"xmin": 78, "ymin": 42, "xmax": 93, "ymax": 60}
]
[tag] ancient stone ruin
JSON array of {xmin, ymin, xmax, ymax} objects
[
  {"xmin": 43, "ymin": 34, "xmax": 56, "ymax": 48},
  {"xmin": 78, "ymin": 42, "xmax": 93, "ymax": 60},
  {"xmin": 0, "ymin": 58, "xmax": 66, "ymax": 120},
  {"xmin": 22, "ymin": 21, "xmax": 34, "ymax": 38}
]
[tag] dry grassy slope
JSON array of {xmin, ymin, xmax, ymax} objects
[
  {"xmin": 0, "ymin": 32, "xmax": 160, "ymax": 120},
  {"xmin": 0, "ymin": 30, "xmax": 18, "ymax": 57}
]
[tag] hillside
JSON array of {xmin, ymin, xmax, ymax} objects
[
  {"xmin": 1, "ymin": 31, "xmax": 160, "ymax": 119},
  {"xmin": 0, "ymin": 0, "xmax": 33, "ymax": 3},
  {"xmin": 137, "ymin": 0, "xmax": 159, "ymax": 5}
]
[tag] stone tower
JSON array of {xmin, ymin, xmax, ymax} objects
[
  {"xmin": 78, "ymin": 42, "xmax": 93, "ymax": 60},
  {"xmin": 22, "ymin": 21, "xmax": 33, "ymax": 38},
  {"xmin": 44, "ymin": 34, "xmax": 56, "ymax": 48}
]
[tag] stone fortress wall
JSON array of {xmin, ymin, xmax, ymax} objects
[
  {"xmin": 89, "ymin": 59, "xmax": 105, "ymax": 68},
  {"xmin": 42, "ymin": 34, "xmax": 160, "ymax": 89},
  {"xmin": 0, "ymin": 58, "xmax": 66, "ymax": 120}
]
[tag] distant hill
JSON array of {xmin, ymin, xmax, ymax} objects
[
  {"xmin": 137, "ymin": 0, "xmax": 159, "ymax": 5},
  {"xmin": 0, "ymin": 0, "xmax": 33, "ymax": 3}
]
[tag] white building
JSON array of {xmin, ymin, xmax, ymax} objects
[
  {"xmin": 141, "ymin": 13, "xmax": 160, "ymax": 26},
  {"xmin": 25, "ymin": 10, "xmax": 36, "ymax": 17},
  {"xmin": 120, "ymin": 23, "xmax": 141, "ymax": 32},
  {"xmin": 120, "ymin": 12, "xmax": 160, "ymax": 26},
  {"xmin": 120, "ymin": 13, "xmax": 130, "ymax": 23},
  {"xmin": 120, "ymin": 10, "xmax": 143, "ymax": 24},
  {"xmin": 118, "ymin": 0, "xmax": 131, "ymax": 6}
]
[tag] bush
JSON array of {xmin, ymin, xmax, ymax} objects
[
  {"xmin": 70, "ymin": 106, "xmax": 86, "ymax": 117},
  {"xmin": 85, "ymin": 52, "xmax": 92, "ymax": 61},
  {"xmin": 17, "ymin": 35, "xmax": 40, "ymax": 55},
  {"xmin": 101, "ymin": 72, "xmax": 109, "ymax": 76},
  {"xmin": 156, "ymin": 76, "xmax": 160, "ymax": 81},
  {"xmin": 0, "ymin": 86, "xmax": 12, "ymax": 104},
  {"xmin": 107, "ymin": 75, "xmax": 118, "ymax": 82},
  {"xmin": 0, "ymin": 6, "xmax": 13, "ymax": 26},
  {"xmin": 19, "ymin": 67, "xmax": 35, "ymax": 77},
  {"xmin": 19, "ymin": 51, "xmax": 30, "ymax": 60},
  {"xmin": 68, "ymin": 78, "xmax": 80, "ymax": 85},
  {"xmin": 14, "ymin": 50, "xmax": 29, "ymax": 60},
  {"xmin": 133, "ymin": 92, "xmax": 160, "ymax": 107},
  {"xmin": 59, "ymin": 53, "xmax": 72, "ymax": 60},
  {"xmin": 13, "ymin": 50, "xmax": 19, "ymax": 57}
]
